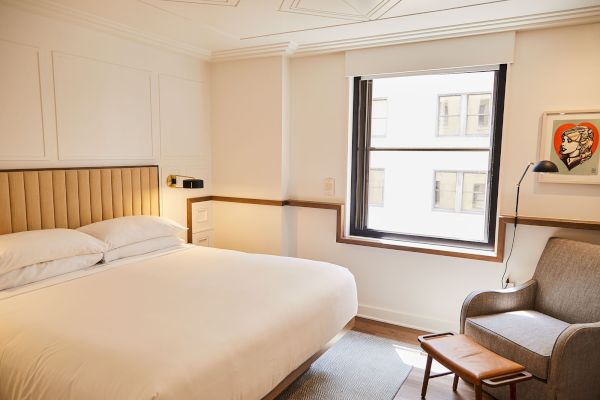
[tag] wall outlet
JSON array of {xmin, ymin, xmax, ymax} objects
[{"xmin": 324, "ymin": 177, "xmax": 335, "ymax": 197}]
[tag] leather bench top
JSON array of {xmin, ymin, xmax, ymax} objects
[{"xmin": 420, "ymin": 334, "xmax": 525, "ymax": 382}]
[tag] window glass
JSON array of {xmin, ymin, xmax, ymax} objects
[{"xmin": 351, "ymin": 67, "xmax": 504, "ymax": 248}]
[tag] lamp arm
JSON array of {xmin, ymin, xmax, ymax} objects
[{"xmin": 514, "ymin": 162, "xmax": 533, "ymax": 224}]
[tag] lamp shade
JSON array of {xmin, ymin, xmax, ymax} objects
[
  {"xmin": 182, "ymin": 179, "xmax": 204, "ymax": 189},
  {"xmin": 532, "ymin": 160, "xmax": 559, "ymax": 173}
]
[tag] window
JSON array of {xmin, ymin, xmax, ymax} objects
[
  {"xmin": 371, "ymin": 98, "xmax": 388, "ymax": 137},
  {"xmin": 433, "ymin": 171, "xmax": 487, "ymax": 213},
  {"xmin": 368, "ymin": 168, "xmax": 385, "ymax": 206},
  {"xmin": 438, "ymin": 96, "xmax": 461, "ymax": 136},
  {"xmin": 350, "ymin": 66, "xmax": 505, "ymax": 249},
  {"xmin": 437, "ymin": 93, "xmax": 492, "ymax": 136}
]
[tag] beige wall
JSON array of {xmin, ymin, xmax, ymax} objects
[
  {"xmin": 211, "ymin": 56, "xmax": 288, "ymax": 199},
  {"xmin": 210, "ymin": 23, "xmax": 600, "ymax": 332},
  {"xmin": 0, "ymin": 4, "xmax": 211, "ymax": 232},
  {"xmin": 210, "ymin": 56, "xmax": 290, "ymax": 253}
]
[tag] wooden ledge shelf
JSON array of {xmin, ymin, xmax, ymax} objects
[{"xmin": 187, "ymin": 196, "xmax": 600, "ymax": 263}]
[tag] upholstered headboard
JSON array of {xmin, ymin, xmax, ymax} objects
[{"xmin": 0, "ymin": 166, "xmax": 159, "ymax": 234}]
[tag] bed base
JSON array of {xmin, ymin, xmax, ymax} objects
[{"xmin": 261, "ymin": 317, "xmax": 355, "ymax": 400}]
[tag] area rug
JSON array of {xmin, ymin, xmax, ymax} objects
[{"xmin": 277, "ymin": 331, "xmax": 412, "ymax": 400}]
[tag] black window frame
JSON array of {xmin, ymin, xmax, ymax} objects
[{"xmin": 349, "ymin": 65, "xmax": 506, "ymax": 251}]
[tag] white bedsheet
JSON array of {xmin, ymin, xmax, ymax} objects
[{"xmin": 0, "ymin": 245, "xmax": 357, "ymax": 400}]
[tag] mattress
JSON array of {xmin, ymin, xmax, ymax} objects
[{"xmin": 0, "ymin": 245, "xmax": 357, "ymax": 400}]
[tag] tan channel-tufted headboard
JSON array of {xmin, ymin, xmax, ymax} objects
[{"xmin": 0, "ymin": 166, "xmax": 159, "ymax": 234}]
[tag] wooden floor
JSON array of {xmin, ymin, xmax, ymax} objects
[{"xmin": 353, "ymin": 317, "xmax": 495, "ymax": 400}]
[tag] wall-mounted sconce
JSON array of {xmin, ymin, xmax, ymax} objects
[{"xmin": 167, "ymin": 175, "xmax": 204, "ymax": 189}]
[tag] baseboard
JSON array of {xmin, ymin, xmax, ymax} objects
[{"xmin": 358, "ymin": 304, "xmax": 458, "ymax": 333}]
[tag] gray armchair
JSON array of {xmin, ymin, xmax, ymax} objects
[{"xmin": 460, "ymin": 237, "xmax": 600, "ymax": 400}]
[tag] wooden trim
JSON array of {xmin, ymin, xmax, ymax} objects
[
  {"xmin": 187, "ymin": 196, "xmax": 600, "ymax": 262},
  {"xmin": 260, "ymin": 318, "xmax": 355, "ymax": 400},
  {"xmin": 212, "ymin": 196, "xmax": 286, "ymax": 206},
  {"xmin": 499, "ymin": 215, "xmax": 600, "ymax": 231}
]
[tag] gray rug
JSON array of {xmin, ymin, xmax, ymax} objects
[{"xmin": 277, "ymin": 331, "xmax": 412, "ymax": 400}]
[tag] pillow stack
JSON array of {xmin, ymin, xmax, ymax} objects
[
  {"xmin": 77, "ymin": 216, "xmax": 186, "ymax": 262},
  {"xmin": 0, "ymin": 229, "xmax": 106, "ymax": 290}
]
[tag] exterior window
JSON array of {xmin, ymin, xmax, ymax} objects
[
  {"xmin": 438, "ymin": 96, "xmax": 461, "ymax": 136},
  {"xmin": 350, "ymin": 66, "xmax": 505, "ymax": 249},
  {"xmin": 462, "ymin": 173, "xmax": 487, "ymax": 212},
  {"xmin": 371, "ymin": 98, "xmax": 388, "ymax": 138},
  {"xmin": 433, "ymin": 171, "xmax": 487, "ymax": 213},
  {"xmin": 433, "ymin": 172, "xmax": 457, "ymax": 210},
  {"xmin": 437, "ymin": 93, "xmax": 492, "ymax": 137},
  {"xmin": 467, "ymin": 94, "xmax": 491, "ymax": 135},
  {"xmin": 368, "ymin": 168, "xmax": 385, "ymax": 206}
]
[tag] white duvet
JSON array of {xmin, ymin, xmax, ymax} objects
[{"xmin": 0, "ymin": 245, "xmax": 357, "ymax": 400}]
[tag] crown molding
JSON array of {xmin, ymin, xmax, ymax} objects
[
  {"xmin": 211, "ymin": 41, "xmax": 298, "ymax": 62},
  {"xmin": 212, "ymin": 5, "xmax": 600, "ymax": 61},
  {"xmin": 0, "ymin": 0, "xmax": 211, "ymax": 60}
]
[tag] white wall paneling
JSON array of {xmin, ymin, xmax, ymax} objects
[
  {"xmin": 52, "ymin": 52, "xmax": 153, "ymax": 160},
  {"xmin": 0, "ymin": 39, "xmax": 45, "ymax": 160},
  {"xmin": 159, "ymin": 74, "xmax": 209, "ymax": 160},
  {"xmin": 0, "ymin": 4, "xmax": 211, "ymax": 232}
]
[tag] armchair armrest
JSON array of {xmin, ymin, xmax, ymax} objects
[
  {"xmin": 549, "ymin": 321, "xmax": 600, "ymax": 399},
  {"xmin": 460, "ymin": 279, "xmax": 537, "ymax": 333}
]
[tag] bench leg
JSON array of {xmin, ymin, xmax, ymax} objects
[
  {"xmin": 510, "ymin": 383, "xmax": 516, "ymax": 400},
  {"xmin": 452, "ymin": 374, "xmax": 459, "ymax": 391},
  {"xmin": 475, "ymin": 384, "xmax": 483, "ymax": 400},
  {"xmin": 421, "ymin": 355, "xmax": 433, "ymax": 399}
]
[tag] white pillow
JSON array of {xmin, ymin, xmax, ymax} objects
[
  {"xmin": 103, "ymin": 236, "xmax": 184, "ymax": 263},
  {"xmin": 77, "ymin": 216, "xmax": 187, "ymax": 250},
  {"xmin": 0, "ymin": 253, "xmax": 103, "ymax": 291},
  {"xmin": 0, "ymin": 229, "xmax": 106, "ymax": 275}
]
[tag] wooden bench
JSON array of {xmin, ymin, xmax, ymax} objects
[{"xmin": 418, "ymin": 333, "xmax": 532, "ymax": 400}]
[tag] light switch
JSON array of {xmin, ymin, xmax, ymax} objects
[{"xmin": 324, "ymin": 177, "xmax": 335, "ymax": 197}]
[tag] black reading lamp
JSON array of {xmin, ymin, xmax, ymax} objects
[
  {"xmin": 502, "ymin": 160, "xmax": 558, "ymax": 288},
  {"xmin": 166, "ymin": 175, "xmax": 204, "ymax": 189}
]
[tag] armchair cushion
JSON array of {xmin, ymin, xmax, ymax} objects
[{"xmin": 465, "ymin": 310, "xmax": 570, "ymax": 380}]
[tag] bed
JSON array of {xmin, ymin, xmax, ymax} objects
[{"xmin": 0, "ymin": 166, "xmax": 358, "ymax": 400}]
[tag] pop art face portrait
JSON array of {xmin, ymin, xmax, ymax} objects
[
  {"xmin": 552, "ymin": 121, "xmax": 599, "ymax": 173},
  {"xmin": 539, "ymin": 112, "xmax": 600, "ymax": 184}
]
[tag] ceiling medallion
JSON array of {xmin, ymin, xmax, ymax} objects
[
  {"xmin": 279, "ymin": 0, "xmax": 401, "ymax": 21},
  {"xmin": 156, "ymin": 0, "xmax": 240, "ymax": 6}
]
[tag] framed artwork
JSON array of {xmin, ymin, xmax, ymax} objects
[{"xmin": 538, "ymin": 110, "xmax": 600, "ymax": 184}]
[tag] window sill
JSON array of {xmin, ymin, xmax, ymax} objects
[{"xmin": 339, "ymin": 234, "xmax": 501, "ymax": 262}]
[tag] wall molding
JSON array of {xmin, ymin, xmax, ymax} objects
[
  {"xmin": 0, "ymin": 39, "xmax": 47, "ymax": 161},
  {"xmin": 0, "ymin": 0, "xmax": 211, "ymax": 59},
  {"xmin": 187, "ymin": 196, "xmax": 600, "ymax": 262}
]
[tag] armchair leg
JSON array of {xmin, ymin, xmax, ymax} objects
[
  {"xmin": 475, "ymin": 384, "xmax": 483, "ymax": 400},
  {"xmin": 421, "ymin": 355, "xmax": 433, "ymax": 399},
  {"xmin": 452, "ymin": 374, "xmax": 459, "ymax": 391},
  {"xmin": 510, "ymin": 383, "xmax": 516, "ymax": 400}
]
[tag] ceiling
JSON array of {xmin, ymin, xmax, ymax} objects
[{"xmin": 6, "ymin": 0, "xmax": 600, "ymax": 59}]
